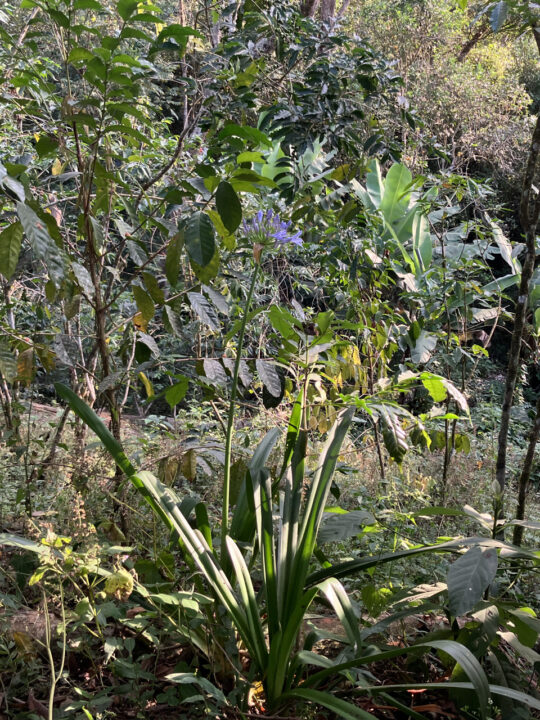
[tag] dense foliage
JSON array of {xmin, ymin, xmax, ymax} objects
[{"xmin": 0, "ymin": 0, "xmax": 539, "ymax": 718}]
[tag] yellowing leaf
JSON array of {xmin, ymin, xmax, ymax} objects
[
  {"xmin": 17, "ymin": 348, "xmax": 34, "ymax": 386},
  {"xmin": 51, "ymin": 158, "xmax": 63, "ymax": 176},
  {"xmin": 180, "ymin": 449, "xmax": 197, "ymax": 481},
  {"xmin": 12, "ymin": 630, "xmax": 36, "ymax": 657},
  {"xmin": 138, "ymin": 371, "xmax": 154, "ymax": 398},
  {"xmin": 133, "ymin": 311, "xmax": 148, "ymax": 331}
]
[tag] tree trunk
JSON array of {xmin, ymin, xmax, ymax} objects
[
  {"xmin": 495, "ymin": 27, "xmax": 540, "ymax": 520},
  {"xmin": 300, "ymin": 0, "xmax": 320, "ymax": 18},
  {"xmin": 512, "ymin": 394, "xmax": 540, "ymax": 547},
  {"xmin": 320, "ymin": 0, "xmax": 335, "ymax": 22}
]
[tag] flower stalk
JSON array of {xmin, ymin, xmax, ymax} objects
[{"xmin": 220, "ymin": 260, "xmax": 260, "ymax": 564}]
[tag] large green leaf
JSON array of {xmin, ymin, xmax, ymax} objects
[
  {"xmin": 447, "ymin": 545, "xmax": 498, "ymax": 617},
  {"xmin": 364, "ymin": 160, "xmax": 384, "ymax": 208},
  {"xmin": 165, "ymin": 232, "xmax": 184, "ymax": 285},
  {"xmin": 17, "ymin": 202, "xmax": 65, "ymax": 288},
  {"xmin": 133, "ymin": 285, "xmax": 155, "ymax": 322},
  {"xmin": 379, "ymin": 163, "xmax": 412, "ymax": 225},
  {"xmin": 216, "ymin": 181, "xmax": 242, "ymax": 233},
  {"xmin": 490, "ymin": 0, "xmax": 509, "ymax": 31},
  {"xmin": 256, "ymin": 359, "xmax": 281, "ymax": 397},
  {"xmin": 318, "ymin": 578, "xmax": 362, "ymax": 650},
  {"xmin": 412, "ymin": 212, "xmax": 432, "ymax": 270},
  {"xmin": 185, "ymin": 212, "xmax": 215, "ymax": 267},
  {"xmin": 187, "ymin": 291, "xmax": 219, "ymax": 331},
  {"xmin": 411, "ymin": 330, "xmax": 437, "ymax": 364},
  {"xmin": 217, "ymin": 123, "xmax": 272, "ymax": 147},
  {"xmin": 0, "ymin": 533, "xmax": 48, "ymax": 554},
  {"xmin": 226, "ymin": 537, "xmax": 268, "ymax": 671},
  {"xmin": 378, "ymin": 404, "xmax": 408, "ymax": 463},
  {"xmin": 283, "ymin": 408, "xmax": 354, "ymax": 624},
  {"xmin": 0, "ymin": 222, "xmax": 22, "ymax": 280}
]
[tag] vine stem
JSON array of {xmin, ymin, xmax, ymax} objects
[{"xmin": 220, "ymin": 261, "xmax": 260, "ymax": 564}]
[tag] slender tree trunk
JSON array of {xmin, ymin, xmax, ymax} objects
[
  {"xmin": 300, "ymin": 0, "xmax": 320, "ymax": 17},
  {"xmin": 512, "ymin": 394, "xmax": 540, "ymax": 547},
  {"xmin": 495, "ymin": 27, "xmax": 540, "ymax": 520},
  {"xmin": 27, "ymin": 406, "xmax": 70, "ymax": 485}
]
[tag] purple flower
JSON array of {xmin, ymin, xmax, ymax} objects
[{"xmin": 242, "ymin": 209, "xmax": 303, "ymax": 248}]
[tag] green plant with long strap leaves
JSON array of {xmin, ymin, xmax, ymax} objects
[{"xmin": 48, "ymin": 382, "xmax": 540, "ymax": 718}]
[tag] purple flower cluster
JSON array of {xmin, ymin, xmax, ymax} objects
[{"xmin": 242, "ymin": 209, "xmax": 302, "ymax": 247}]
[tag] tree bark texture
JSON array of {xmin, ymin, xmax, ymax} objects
[
  {"xmin": 495, "ymin": 58, "xmax": 540, "ymax": 499},
  {"xmin": 512, "ymin": 393, "xmax": 540, "ymax": 547}
]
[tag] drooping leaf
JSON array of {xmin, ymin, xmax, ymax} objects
[
  {"xmin": 217, "ymin": 123, "xmax": 272, "ymax": 147},
  {"xmin": 71, "ymin": 261, "xmax": 94, "ymax": 298},
  {"xmin": 285, "ymin": 684, "xmax": 376, "ymax": 719},
  {"xmin": 216, "ymin": 181, "xmax": 242, "ymax": 233},
  {"xmin": 139, "ymin": 372, "xmax": 154, "ymax": 399},
  {"xmin": 136, "ymin": 332, "xmax": 159, "ymax": 357},
  {"xmin": 0, "ymin": 341, "xmax": 17, "ymax": 382},
  {"xmin": 203, "ymin": 358, "xmax": 227, "ymax": 385},
  {"xmin": 412, "ymin": 212, "xmax": 432, "ymax": 270},
  {"xmin": 317, "ymin": 510, "xmax": 376, "ymax": 544},
  {"xmin": 126, "ymin": 239, "xmax": 147, "ymax": 266},
  {"xmin": 490, "ymin": 0, "xmax": 509, "ymax": 31},
  {"xmin": 188, "ymin": 291, "xmax": 219, "ymax": 331},
  {"xmin": 202, "ymin": 284, "xmax": 229, "ymax": 315},
  {"xmin": 440, "ymin": 377, "xmax": 469, "ymax": 412},
  {"xmin": 55, "ymin": 383, "xmax": 135, "ymax": 476},
  {"xmin": 378, "ymin": 405, "xmax": 407, "ymax": 463},
  {"xmin": 0, "ymin": 162, "xmax": 25, "ymax": 202},
  {"xmin": 189, "ymin": 247, "xmax": 220, "ymax": 283},
  {"xmin": 447, "ymin": 545, "xmax": 498, "ymax": 617},
  {"xmin": 0, "ymin": 222, "xmax": 22, "ymax": 280},
  {"xmin": 17, "ymin": 348, "xmax": 34, "ymax": 385},
  {"xmin": 142, "ymin": 272, "xmax": 165, "ymax": 305},
  {"xmin": 411, "ymin": 330, "xmax": 437, "ymax": 364},
  {"xmin": 185, "ymin": 212, "xmax": 215, "ymax": 268},
  {"xmin": 491, "ymin": 222, "xmax": 518, "ymax": 274},
  {"xmin": 256, "ymin": 359, "xmax": 281, "ymax": 397},
  {"xmin": 165, "ymin": 376, "xmax": 189, "ymax": 408},
  {"xmin": 421, "ymin": 374, "xmax": 447, "ymax": 403},
  {"xmin": 133, "ymin": 285, "xmax": 155, "ymax": 322},
  {"xmin": 17, "ymin": 202, "xmax": 65, "ymax": 288},
  {"xmin": 165, "ymin": 232, "xmax": 184, "ymax": 286}
]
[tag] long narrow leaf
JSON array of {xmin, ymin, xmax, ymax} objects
[
  {"xmin": 306, "ymin": 535, "xmax": 539, "ymax": 587},
  {"xmin": 55, "ymin": 382, "xmax": 135, "ymax": 475},
  {"xmin": 254, "ymin": 472, "xmax": 279, "ymax": 640},
  {"xmin": 302, "ymin": 640, "xmax": 488, "ymax": 718},
  {"xmin": 278, "ymin": 394, "xmax": 303, "ymax": 480},
  {"xmin": 286, "ymin": 408, "xmax": 354, "ymax": 620},
  {"xmin": 267, "ymin": 587, "xmax": 318, "ymax": 703},
  {"xmin": 277, "ymin": 468, "xmax": 301, "ymax": 618},
  {"xmin": 225, "ymin": 537, "xmax": 268, "ymax": 672},
  {"xmin": 54, "ymin": 385, "xmax": 264, "ymax": 663},
  {"xmin": 229, "ymin": 427, "xmax": 280, "ymax": 543},
  {"xmin": 363, "ymin": 683, "xmax": 540, "ymax": 714},
  {"xmin": 283, "ymin": 688, "xmax": 376, "ymax": 719},
  {"xmin": 318, "ymin": 578, "xmax": 362, "ymax": 652},
  {"xmin": 277, "ymin": 397, "xmax": 308, "ymax": 618}
]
